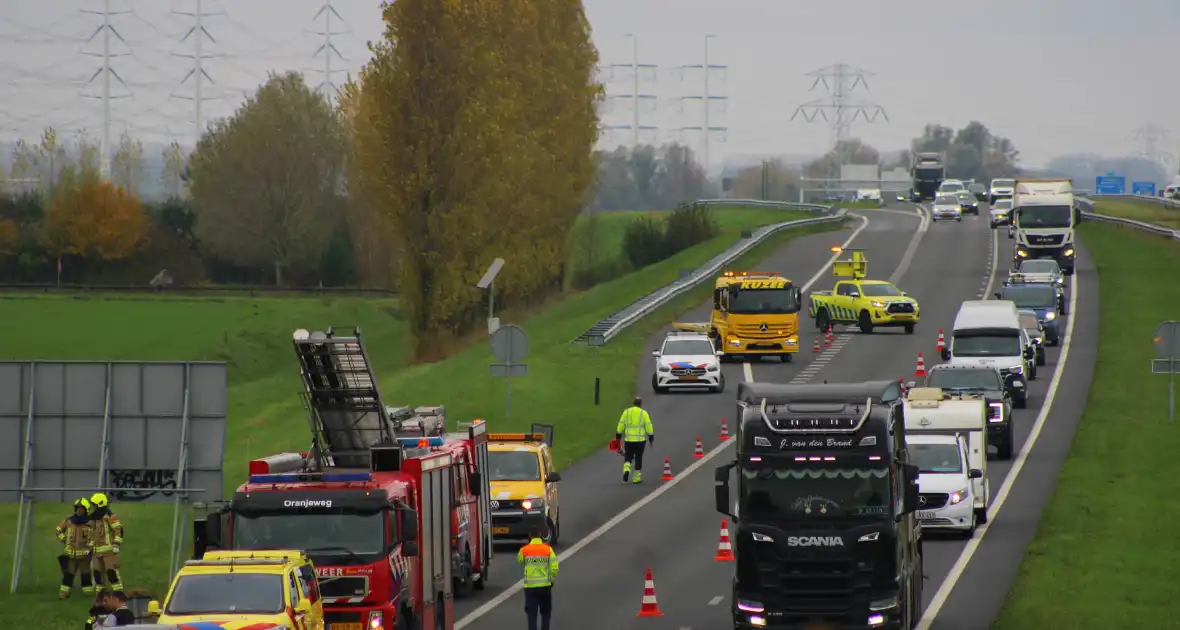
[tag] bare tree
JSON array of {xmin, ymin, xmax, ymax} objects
[{"xmin": 110, "ymin": 131, "xmax": 146, "ymax": 192}]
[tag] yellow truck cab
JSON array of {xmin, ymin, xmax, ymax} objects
[
  {"xmin": 486, "ymin": 425, "xmax": 562, "ymax": 545},
  {"xmin": 148, "ymin": 549, "xmax": 324, "ymax": 630},
  {"xmin": 675, "ymin": 270, "xmax": 803, "ymax": 362},
  {"xmin": 808, "ymin": 247, "xmax": 920, "ymax": 334}
]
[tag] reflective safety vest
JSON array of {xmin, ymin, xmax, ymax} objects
[
  {"xmin": 56, "ymin": 516, "xmax": 91, "ymax": 558},
  {"xmin": 616, "ymin": 406, "xmax": 654, "ymax": 442},
  {"xmin": 89, "ymin": 511, "xmax": 123, "ymax": 553},
  {"xmin": 517, "ymin": 538, "xmax": 558, "ymax": 588}
]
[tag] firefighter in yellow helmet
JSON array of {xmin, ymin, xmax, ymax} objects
[
  {"xmin": 87, "ymin": 493, "xmax": 124, "ymax": 591},
  {"xmin": 56, "ymin": 498, "xmax": 95, "ymax": 598}
]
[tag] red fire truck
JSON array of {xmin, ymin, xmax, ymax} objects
[{"xmin": 193, "ymin": 327, "xmax": 490, "ymax": 630}]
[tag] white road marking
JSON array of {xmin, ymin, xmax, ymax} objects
[
  {"xmin": 888, "ymin": 204, "xmax": 930, "ymax": 284},
  {"xmin": 981, "ymin": 227, "xmax": 999, "ymax": 299},
  {"xmin": 742, "ymin": 362, "xmax": 754, "ymax": 382},
  {"xmin": 915, "ymin": 271, "xmax": 1080, "ymax": 630},
  {"xmin": 708, "ymin": 596, "xmax": 724, "ymax": 606}
]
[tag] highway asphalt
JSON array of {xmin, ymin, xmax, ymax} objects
[{"xmin": 455, "ymin": 203, "xmax": 1096, "ymax": 630}]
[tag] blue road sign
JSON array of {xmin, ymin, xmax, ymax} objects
[
  {"xmin": 1095, "ymin": 175, "xmax": 1126, "ymax": 195},
  {"xmin": 1132, "ymin": 181, "xmax": 1157, "ymax": 196}
]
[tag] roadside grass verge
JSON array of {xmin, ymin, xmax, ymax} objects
[
  {"xmin": 0, "ymin": 209, "xmax": 836, "ymax": 629},
  {"xmin": 992, "ymin": 224, "xmax": 1180, "ymax": 629},
  {"xmin": 1089, "ymin": 197, "xmax": 1180, "ymax": 229}
]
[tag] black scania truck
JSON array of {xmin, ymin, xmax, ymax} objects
[{"xmin": 714, "ymin": 380, "xmax": 924, "ymax": 629}]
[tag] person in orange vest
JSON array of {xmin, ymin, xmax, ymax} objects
[
  {"xmin": 56, "ymin": 498, "xmax": 95, "ymax": 599},
  {"xmin": 517, "ymin": 527, "xmax": 558, "ymax": 630}
]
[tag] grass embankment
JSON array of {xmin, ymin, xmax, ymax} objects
[
  {"xmin": 1090, "ymin": 197, "xmax": 1180, "ymax": 229},
  {"xmin": 993, "ymin": 224, "xmax": 1180, "ymax": 629},
  {"xmin": 0, "ymin": 206, "xmax": 836, "ymax": 628}
]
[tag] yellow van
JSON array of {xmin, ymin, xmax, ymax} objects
[
  {"xmin": 487, "ymin": 427, "xmax": 562, "ymax": 545},
  {"xmin": 148, "ymin": 549, "xmax": 325, "ymax": 630}
]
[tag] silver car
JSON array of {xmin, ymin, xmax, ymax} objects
[
  {"xmin": 990, "ymin": 198, "xmax": 1013, "ymax": 228},
  {"xmin": 931, "ymin": 194, "xmax": 963, "ymax": 222},
  {"xmin": 1018, "ymin": 309, "xmax": 1047, "ymax": 366}
]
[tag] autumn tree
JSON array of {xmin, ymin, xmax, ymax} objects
[
  {"xmin": 910, "ymin": 122, "xmax": 1019, "ymax": 182},
  {"xmin": 9, "ymin": 139, "xmax": 39, "ymax": 195},
  {"xmin": 42, "ymin": 177, "xmax": 149, "ymax": 267},
  {"xmin": 804, "ymin": 138, "xmax": 880, "ymax": 178},
  {"xmin": 111, "ymin": 131, "xmax": 145, "ymax": 192},
  {"xmin": 36, "ymin": 127, "xmax": 68, "ymax": 194},
  {"xmin": 350, "ymin": 0, "xmax": 602, "ymax": 350},
  {"xmin": 188, "ymin": 71, "xmax": 345, "ymax": 285},
  {"xmin": 160, "ymin": 140, "xmax": 187, "ymax": 199},
  {"xmin": 731, "ymin": 159, "xmax": 801, "ymax": 201}
]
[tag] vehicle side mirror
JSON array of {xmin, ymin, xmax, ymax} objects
[
  {"xmin": 546, "ymin": 472, "xmax": 562, "ymax": 483},
  {"xmin": 1012, "ymin": 380, "xmax": 1025, "ymax": 389},
  {"xmin": 905, "ymin": 381, "xmax": 916, "ymax": 389},
  {"xmin": 1024, "ymin": 347, "xmax": 1034, "ymax": 359},
  {"xmin": 848, "ymin": 291, "xmax": 859, "ymax": 298},
  {"xmin": 468, "ymin": 471, "xmax": 482, "ymax": 496},
  {"xmin": 902, "ymin": 464, "xmax": 921, "ymax": 515},
  {"xmin": 295, "ymin": 599, "xmax": 312, "ymax": 614},
  {"xmin": 402, "ymin": 541, "xmax": 418, "ymax": 557},
  {"xmin": 715, "ymin": 462, "xmax": 736, "ymax": 520},
  {"xmin": 400, "ymin": 506, "xmax": 418, "ymax": 541},
  {"xmin": 148, "ymin": 601, "xmax": 161, "ymax": 617},
  {"xmin": 651, "ymin": 350, "xmax": 660, "ymax": 357},
  {"xmin": 940, "ymin": 348, "xmax": 951, "ymax": 361},
  {"xmin": 900, "ymin": 291, "xmax": 908, "ymax": 296},
  {"xmin": 715, "ymin": 351, "xmax": 724, "ymax": 357},
  {"xmin": 968, "ymin": 468, "xmax": 983, "ymax": 479},
  {"xmin": 994, "ymin": 292, "xmax": 1002, "ymax": 299}
]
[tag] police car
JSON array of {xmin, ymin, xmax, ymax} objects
[
  {"xmin": 931, "ymin": 194, "xmax": 963, "ymax": 222},
  {"xmin": 651, "ymin": 331, "xmax": 724, "ymax": 393},
  {"xmin": 1012, "ymin": 260, "xmax": 1067, "ymax": 312}
]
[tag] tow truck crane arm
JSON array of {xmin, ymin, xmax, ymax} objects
[{"xmin": 830, "ymin": 246, "xmax": 867, "ymax": 279}]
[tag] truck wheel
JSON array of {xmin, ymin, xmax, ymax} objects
[
  {"xmin": 453, "ymin": 549, "xmax": 475, "ymax": 598},
  {"xmin": 974, "ymin": 507, "xmax": 988, "ymax": 525},
  {"xmin": 816, "ymin": 310, "xmax": 831, "ymax": 332},
  {"xmin": 779, "ymin": 353, "xmax": 793, "ymax": 363},
  {"xmin": 1036, "ymin": 349, "xmax": 1046, "ymax": 366},
  {"xmin": 713, "ymin": 374, "xmax": 726, "ymax": 393},
  {"xmin": 545, "ymin": 516, "xmax": 560, "ymax": 546},
  {"xmin": 996, "ymin": 433, "xmax": 1013, "ymax": 460},
  {"xmin": 857, "ymin": 311, "xmax": 874, "ymax": 334},
  {"xmin": 650, "ymin": 375, "xmax": 665, "ymax": 394},
  {"xmin": 1013, "ymin": 393, "xmax": 1027, "ymax": 409},
  {"xmin": 903, "ymin": 323, "xmax": 915, "ymax": 335},
  {"xmin": 963, "ymin": 512, "xmax": 977, "ymax": 538},
  {"xmin": 396, "ymin": 605, "xmax": 418, "ymax": 630}
]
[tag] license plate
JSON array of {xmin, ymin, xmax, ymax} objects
[
  {"xmin": 680, "ymin": 375, "xmax": 698, "ymax": 380},
  {"xmin": 918, "ymin": 511, "xmax": 937, "ymax": 520},
  {"xmin": 493, "ymin": 526, "xmax": 510, "ymax": 534},
  {"xmin": 891, "ymin": 315, "xmax": 912, "ymax": 320},
  {"xmin": 331, "ymin": 624, "xmax": 363, "ymax": 630}
]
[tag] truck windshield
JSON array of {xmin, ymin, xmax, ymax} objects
[
  {"xmin": 1001, "ymin": 286, "xmax": 1056, "ymax": 308},
  {"xmin": 165, "ymin": 573, "xmax": 284, "ymax": 615},
  {"xmin": 730, "ymin": 287, "xmax": 800, "ymax": 314},
  {"xmin": 489, "ymin": 451, "xmax": 541, "ymax": 481},
  {"xmin": 992, "ymin": 200, "xmax": 1013, "ymax": 210},
  {"xmin": 1017, "ymin": 205, "xmax": 1072, "ymax": 228},
  {"xmin": 860, "ymin": 283, "xmax": 904, "ymax": 297},
  {"xmin": 739, "ymin": 465, "xmax": 891, "ymax": 520},
  {"xmin": 927, "ymin": 368, "xmax": 1001, "ymax": 391},
  {"xmin": 1018, "ymin": 260, "xmax": 1058, "ymax": 274},
  {"xmin": 910, "ymin": 443, "xmax": 963, "ymax": 474},
  {"xmin": 992, "ymin": 179, "xmax": 1015, "ymax": 188},
  {"xmin": 233, "ymin": 511, "xmax": 385, "ymax": 561},
  {"xmin": 951, "ymin": 334, "xmax": 1021, "ymax": 357},
  {"xmin": 662, "ymin": 339, "xmax": 715, "ymax": 356},
  {"xmin": 914, "ymin": 167, "xmax": 943, "ymax": 180}
]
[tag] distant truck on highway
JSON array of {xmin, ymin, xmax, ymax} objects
[
  {"xmin": 1010, "ymin": 178, "xmax": 1077, "ymax": 275},
  {"xmin": 910, "ymin": 152, "xmax": 946, "ymax": 201},
  {"xmin": 715, "ymin": 380, "xmax": 924, "ymax": 630}
]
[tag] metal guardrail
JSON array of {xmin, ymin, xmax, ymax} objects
[
  {"xmin": 0, "ymin": 283, "xmax": 398, "ymax": 297},
  {"xmin": 1085, "ymin": 193, "xmax": 1180, "ymax": 209},
  {"xmin": 573, "ymin": 200, "xmax": 844, "ymax": 345},
  {"xmin": 1076, "ymin": 197, "xmax": 1180, "ymax": 242}
]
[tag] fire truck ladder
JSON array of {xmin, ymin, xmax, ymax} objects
[{"xmin": 292, "ymin": 326, "xmax": 397, "ymax": 469}]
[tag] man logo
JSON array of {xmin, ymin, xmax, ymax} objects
[
  {"xmin": 490, "ymin": 500, "xmax": 500, "ymax": 510},
  {"xmin": 918, "ymin": 417, "xmax": 932, "ymax": 427},
  {"xmin": 759, "ymin": 322, "xmax": 769, "ymax": 332}
]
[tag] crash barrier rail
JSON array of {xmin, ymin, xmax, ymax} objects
[
  {"xmin": 574, "ymin": 200, "xmax": 846, "ymax": 345},
  {"xmin": 1076, "ymin": 197, "xmax": 1180, "ymax": 242},
  {"xmin": 0, "ymin": 282, "xmax": 398, "ymax": 297},
  {"xmin": 1085, "ymin": 193, "xmax": 1180, "ymax": 209}
]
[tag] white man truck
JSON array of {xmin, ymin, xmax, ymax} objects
[{"xmin": 1011, "ymin": 178, "xmax": 1076, "ymax": 275}]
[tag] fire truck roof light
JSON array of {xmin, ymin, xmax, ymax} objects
[
  {"xmin": 397, "ymin": 436, "xmax": 445, "ymax": 447},
  {"xmin": 488, "ymin": 433, "xmax": 544, "ymax": 442},
  {"xmin": 248, "ymin": 472, "xmax": 373, "ymax": 484}
]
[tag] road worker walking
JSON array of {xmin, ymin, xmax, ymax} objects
[
  {"xmin": 56, "ymin": 498, "xmax": 95, "ymax": 599},
  {"xmin": 517, "ymin": 527, "xmax": 558, "ymax": 630},
  {"xmin": 88, "ymin": 493, "xmax": 124, "ymax": 591},
  {"xmin": 616, "ymin": 397, "xmax": 655, "ymax": 484}
]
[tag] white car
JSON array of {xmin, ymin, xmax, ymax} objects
[
  {"xmin": 908, "ymin": 433, "xmax": 981, "ymax": 536},
  {"xmin": 990, "ymin": 198, "xmax": 1013, "ymax": 228},
  {"xmin": 989, "ymin": 177, "xmax": 1016, "ymax": 204},
  {"xmin": 650, "ymin": 331, "xmax": 724, "ymax": 393},
  {"xmin": 937, "ymin": 179, "xmax": 966, "ymax": 195},
  {"xmin": 931, "ymin": 194, "xmax": 963, "ymax": 222}
]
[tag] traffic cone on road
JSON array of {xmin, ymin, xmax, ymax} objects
[
  {"xmin": 693, "ymin": 435, "xmax": 705, "ymax": 459},
  {"xmin": 661, "ymin": 457, "xmax": 674, "ymax": 481},
  {"xmin": 826, "ymin": 327, "xmax": 835, "ymax": 344},
  {"xmin": 915, "ymin": 352, "xmax": 927, "ymax": 377},
  {"xmin": 824, "ymin": 333, "xmax": 832, "ymax": 348},
  {"xmin": 636, "ymin": 567, "xmax": 664, "ymax": 617},
  {"xmin": 936, "ymin": 329, "xmax": 946, "ymax": 353},
  {"xmin": 813, "ymin": 336, "xmax": 821, "ymax": 353},
  {"xmin": 715, "ymin": 519, "xmax": 735, "ymax": 561},
  {"xmin": 720, "ymin": 418, "xmax": 730, "ymax": 441}
]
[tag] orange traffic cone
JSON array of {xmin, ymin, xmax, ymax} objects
[
  {"xmin": 826, "ymin": 326, "xmax": 835, "ymax": 341},
  {"xmin": 715, "ymin": 519, "xmax": 735, "ymax": 561},
  {"xmin": 824, "ymin": 333, "xmax": 832, "ymax": 348},
  {"xmin": 720, "ymin": 418, "xmax": 730, "ymax": 441},
  {"xmin": 637, "ymin": 567, "xmax": 664, "ymax": 617},
  {"xmin": 936, "ymin": 329, "xmax": 946, "ymax": 352},
  {"xmin": 693, "ymin": 435, "xmax": 705, "ymax": 459},
  {"xmin": 813, "ymin": 336, "xmax": 821, "ymax": 353},
  {"xmin": 915, "ymin": 352, "xmax": 927, "ymax": 377},
  {"xmin": 660, "ymin": 457, "xmax": 674, "ymax": 481}
]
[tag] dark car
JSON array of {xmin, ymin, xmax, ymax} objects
[
  {"xmin": 968, "ymin": 183, "xmax": 987, "ymax": 201},
  {"xmin": 916, "ymin": 364, "xmax": 1015, "ymax": 460},
  {"xmin": 955, "ymin": 191, "xmax": 979, "ymax": 215}
]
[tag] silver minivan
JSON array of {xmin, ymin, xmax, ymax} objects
[{"xmin": 942, "ymin": 300, "xmax": 1033, "ymax": 408}]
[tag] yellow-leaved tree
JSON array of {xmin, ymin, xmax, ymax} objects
[
  {"xmin": 42, "ymin": 176, "xmax": 150, "ymax": 270},
  {"xmin": 348, "ymin": 0, "xmax": 602, "ymax": 353}
]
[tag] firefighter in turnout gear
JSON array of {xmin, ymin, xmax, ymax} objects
[
  {"xmin": 56, "ymin": 498, "xmax": 95, "ymax": 598},
  {"xmin": 87, "ymin": 493, "xmax": 124, "ymax": 591},
  {"xmin": 616, "ymin": 397, "xmax": 655, "ymax": 484},
  {"xmin": 517, "ymin": 527, "xmax": 558, "ymax": 630}
]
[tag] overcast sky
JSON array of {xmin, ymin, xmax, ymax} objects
[{"xmin": 1, "ymin": 0, "xmax": 1176, "ymax": 169}]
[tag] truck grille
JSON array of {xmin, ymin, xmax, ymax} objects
[
  {"xmin": 319, "ymin": 576, "xmax": 369, "ymax": 603},
  {"xmin": 734, "ymin": 324, "xmax": 792, "ymax": 339},
  {"xmin": 1027, "ymin": 234, "xmax": 1064, "ymax": 246},
  {"xmin": 492, "ymin": 499, "xmax": 524, "ymax": 510},
  {"xmin": 753, "ymin": 557, "xmax": 872, "ymax": 620},
  {"xmin": 671, "ymin": 368, "xmax": 706, "ymax": 377},
  {"xmin": 325, "ymin": 611, "xmax": 364, "ymax": 623},
  {"xmin": 919, "ymin": 493, "xmax": 949, "ymax": 509},
  {"xmin": 886, "ymin": 303, "xmax": 915, "ymax": 314}
]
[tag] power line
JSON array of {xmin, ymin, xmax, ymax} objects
[
  {"xmin": 602, "ymin": 34, "xmax": 658, "ymax": 148},
  {"xmin": 80, "ymin": 0, "xmax": 133, "ymax": 179},
  {"xmin": 306, "ymin": 1, "xmax": 348, "ymax": 97},
  {"xmin": 791, "ymin": 63, "xmax": 887, "ymax": 179},
  {"xmin": 677, "ymin": 35, "xmax": 727, "ymax": 171},
  {"xmin": 1131, "ymin": 123, "xmax": 1173, "ymax": 170},
  {"xmin": 171, "ymin": 0, "xmax": 225, "ymax": 144}
]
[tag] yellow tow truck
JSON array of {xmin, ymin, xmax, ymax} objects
[
  {"xmin": 807, "ymin": 247, "xmax": 921, "ymax": 334},
  {"xmin": 674, "ymin": 269, "xmax": 803, "ymax": 362}
]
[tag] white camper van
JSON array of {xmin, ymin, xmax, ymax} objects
[
  {"xmin": 906, "ymin": 433, "xmax": 981, "ymax": 536},
  {"xmin": 904, "ymin": 387, "xmax": 990, "ymax": 525},
  {"xmin": 943, "ymin": 300, "xmax": 1033, "ymax": 408}
]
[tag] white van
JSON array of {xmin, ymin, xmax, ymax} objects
[
  {"xmin": 904, "ymin": 387, "xmax": 989, "ymax": 525},
  {"xmin": 906, "ymin": 433, "xmax": 981, "ymax": 536},
  {"xmin": 941, "ymin": 300, "xmax": 1033, "ymax": 408}
]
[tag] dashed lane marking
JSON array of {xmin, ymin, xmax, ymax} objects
[{"xmin": 708, "ymin": 596, "xmax": 724, "ymax": 606}]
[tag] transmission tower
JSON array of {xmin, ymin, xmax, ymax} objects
[
  {"xmin": 791, "ymin": 63, "xmax": 887, "ymax": 180},
  {"xmin": 306, "ymin": 1, "xmax": 348, "ymax": 96},
  {"xmin": 1131, "ymin": 123, "xmax": 1174, "ymax": 170},
  {"xmin": 677, "ymin": 35, "xmax": 728, "ymax": 171},
  {"xmin": 603, "ymin": 34, "xmax": 658, "ymax": 147},
  {"xmin": 172, "ymin": 0, "xmax": 224, "ymax": 144},
  {"xmin": 81, "ymin": 0, "xmax": 132, "ymax": 179}
]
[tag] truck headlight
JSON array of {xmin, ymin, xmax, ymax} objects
[
  {"xmin": 1044, "ymin": 312, "xmax": 1056, "ymax": 321},
  {"xmin": 869, "ymin": 594, "xmax": 900, "ymax": 611},
  {"xmin": 737, "ymin": 600, "xmax": 765, "ymax": 613},
  {"xmin": 870, "ymin": 301, "xmax": 885, "ymax": 308},
  {"xmin": 1015, "ymin": 248, "xmax": 1028, "ymax": 258},
  {"xmin": 521, "ymin": 499, "xmax": 543, "ymax": 510},
  {"xmin": 1063, "ymin": 248, "xmax": 1074, "ymax": 256},
  {"xmin": 1057, "ymin": 277, "xmax": 1064, "ymax": 285},
  {"xmin": 728, "ymin": 338, "xmax": 741, "ymax": 347},
  {"xmin": 949, "ymin": 487, "xmax": 969, "ymax": 505}
]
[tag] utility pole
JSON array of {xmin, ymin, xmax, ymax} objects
[
  {"xmin": 1131, "ymin": 123, "xmax": 1174, "ymax": 171},
  {"xmin": 172, "ymin": 0, "xmax": 224, "ymax": 144},
  {"xmin": 81, "ymin": 0, "xmax": 131, "ymax": 179},
  {"xmin": 678, "ymin": 35, "xmax": 728, "ymax": 171},
  {"xmin": 307, "ymin": 1, "xmax": 348, "ymax": 96},
  {"xmin": 791, "ymin": 63, "xmax": 887, "ymax": 183},
  {"xmin": 603, "ymin": 34, "xmax": 658, "ymax": 147}
]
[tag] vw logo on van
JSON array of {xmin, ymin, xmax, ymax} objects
[{"xmin": 490, "ymin": 500, "xmax": 500, "ymax": 510}]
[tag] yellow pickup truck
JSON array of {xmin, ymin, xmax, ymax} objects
[{"xmin": 807, "ymin": 247, "xmax": 920, "ymax": 334}]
